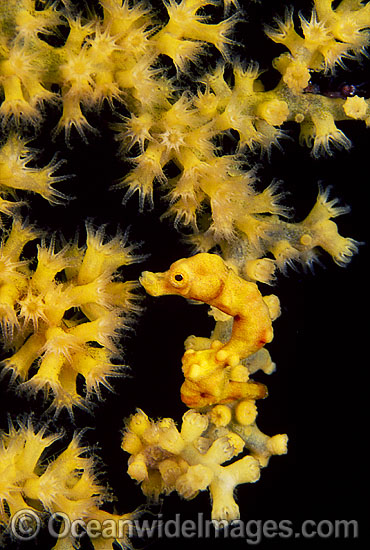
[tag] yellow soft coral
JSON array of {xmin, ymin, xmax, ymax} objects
[
  {"xmin": 0, "ymin": 0, "xmax": 236, "ymax": 140},
  {"xmin": 192, "ymin": 186, "xmax": 359, "ymax": 281},
  {"xmin": 0, "ymin": 133, "xmax": 68, "ymax": 212},
  {"xmin": 267, "ymin": 0, "xmax": 370, "ymax": 80},
  {"xmin": 0, "ymin": 420, "xmax": 135, "ymax": 550},
  {"xmin": 122, "ymin": 407, "xmax": 287, "ymax": 521},
  {"xmin": 154, "ymin": 0, "xmax": 236, "ymax": 71},
  {"xmin": 0, "ymin": 219, "xmax": 141, "ymax": 414},
  {"xmin": 0, "ymin": 0, "xmax": 364, "ymax": 540}
]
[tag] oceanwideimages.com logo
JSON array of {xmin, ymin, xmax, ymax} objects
[
  {"xmin": 10, "ymin": 510, "xmax": 131, "ymax": 542},
  {"xmin": 9, "ymin": 510, "xmax": 359, "ymax": 545}
]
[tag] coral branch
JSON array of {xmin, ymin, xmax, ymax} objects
[
  {"xmin": 0, "ymin": 219, "xmax": 141, "ymax": 414},
  {"xmin": 122, "ymin": 407, "xmax": 287, "ymax": 521},
  {"xmin": 0, "ymin": 420, "xmax": 136, "ymax": 550}
]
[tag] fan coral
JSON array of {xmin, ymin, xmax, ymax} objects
[
  {"xmin": 0, "ymin": 218, "xmax": 140, "ymax": 414},
  {"xmin": 0, "ymin": 0, "xmax": 366, "ymax": 546},
  {"xmin": 196, "ymin": 186, "xmax": 360, "ymax": 282},
  {"xmin": 112, "ymin": 0, "xmax": 370, "ymax": 238},
  {"xmin": 0, "ymin": 133, "xmax": 68, "ymax": 214},
  {"xmin": 266, "ymin": 0, "xmax": 370, "ymax": 83},
  {"xmin": 0, "ymin": 0, "xmax": 234, "ymax": 136},
  {"xmin": 122, "ymin": 407, "xmax": 287, "ymax": 522},
  {"xmin": 0, "ymin": 420, "xmax": 135, "ymax": 550}
]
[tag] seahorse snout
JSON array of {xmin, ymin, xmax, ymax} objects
[{"xmin": 140, "ymin": 270, "xmax": 169, "ymax": 296}]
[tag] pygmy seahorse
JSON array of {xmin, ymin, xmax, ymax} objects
[{"xmin": 140, "ymin": 253, "xmax": 279, "ymax": 364}]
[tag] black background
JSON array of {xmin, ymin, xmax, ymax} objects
[{"xmin": 0, "ymin": 0, "xmax": 367, "ymax": 548}]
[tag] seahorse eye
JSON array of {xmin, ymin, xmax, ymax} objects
[{"xmin": 170, "ymin": 270, "xmax": 187, "ymax": 288}]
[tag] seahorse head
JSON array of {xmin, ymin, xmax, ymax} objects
[{"xmin": 140, "ymin": 253, "xmax": 228, "ymax": 302}]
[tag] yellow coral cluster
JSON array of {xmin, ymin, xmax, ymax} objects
[
  {"xmin": 0, "ymin": 420, "xmax": 134, "ymax": 550},
  {"xmin": 267, "ymin": 0, "xmax": 370, "ymax": 88},
  {"xmin": 0, "ymin": 218, "xmax": 140, "ymax": 413},
  {"xmin": 198, "ymin": 186, "xmax": 359, "ymax": 284},
  {"xmin": 122, "ymin": 405, "xmax": 287, "ymax": 522},
  {"xmin": 112, "ymin": 0, "xmax": 370, "ymax": 243},
  {"xmin": 0, "ymin": 0, "xmax": 234, "ymax": 137},
  {"xmin": 0, "ymin": 133, "xmax": 68, "ymax": 214},
  {"xmin": 1, "ymin": 0, "xmax": 368, "ymax": 233}
]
